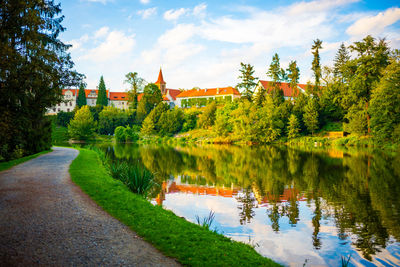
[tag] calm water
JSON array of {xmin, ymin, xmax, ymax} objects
[{"xmin": 100, "ymin": 143, "xmax": 400, "ymax": 266}]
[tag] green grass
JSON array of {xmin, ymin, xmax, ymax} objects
[
  {"xmin": 69, "ymin": 148, "xmax": 281, "ymax": 267},
  {"xmin": 0, "ymin": 149, "xmax": 52, "ymax": 172}
]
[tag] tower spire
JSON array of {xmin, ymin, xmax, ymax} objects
[{"xmin": 155, "ymin": 67, "xmax": 166, "ymax": 94}]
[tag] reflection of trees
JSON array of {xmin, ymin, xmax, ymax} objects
[
  {"xmin": 236, "ymin": 188, "xmax": 256, "ymax": 225},
  {"xmin": 105, "ymin": 143, "xmax": 400, "ymax": 261}
]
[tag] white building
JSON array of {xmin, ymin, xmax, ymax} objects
[{"xmin": 175, "ymin": 86, "xmax": 241, "ymax": 108}]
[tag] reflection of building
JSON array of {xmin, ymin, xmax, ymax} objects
[{"xmin": 155, "ymin": 180, "xmax": 307, "ymax": 206}]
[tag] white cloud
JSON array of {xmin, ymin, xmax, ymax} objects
[
  {"xmin": 94, "ymin": 26, "xmax": 109, "ymax": 38},
  {"xmin": 287, "ymin": 0, "xmax": 360, "ymax": 15},
  {"xmin": 163, "ymin": 8, "xmax": 189, "ymax": 21},
  {"xmin": 140, "ymin": 0, "xmax": 150, "ymax": 4},
  {"xmin": 193, "ymin": 3, "xmax": 207, "ymax": 18},
  {"xmin": 69, "ymin": 34, "xmax": 89, "ymax": 51},
  {"xmin": 137, "ymin": 7, "xmax": 157, "ymax": 19},
  {"xmin": 346, "ymin": 7, "xmax": 400, "ymax": 37},
  {"xmin": 82, "ymin": 30, "xmax": 135, "ymax": 62}
]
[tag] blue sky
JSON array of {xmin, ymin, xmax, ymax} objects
[{"xmin": 59, "ymin": 0, "xmax": 400, "ymax": 91}]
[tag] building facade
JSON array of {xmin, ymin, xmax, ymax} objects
[
  {"xmin": 175, "ymin": 87, "xmax": 241, "ymax": 108},
  {"xmin": 253, "ymin": 80, "xmax": 308, "ymax": 101}
]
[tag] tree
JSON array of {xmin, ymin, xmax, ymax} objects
[
  {"xmin": 287, "ymin": 60, "xmax": 300, "ymax": 97},
  {"xmin": 140, "ymin": 102, "xmax": 169, "ymax": 135},
  {"xmin": 0, "ymin": 0, "xmax": 82, "ymax": 160},
  {"xmin": 96, "ymin": 76, "xmax": 108, "ymax": 106},
  {"xmin": 311, "ymin": 39, "xmax": 323, "ymax": 93},
  {"xmin": 76, "ymin": 83, "xmax": 87, "ymax": 108},
  {"xmin": 253, "ymin": 86, "xmax": 266, "ymax": 107},
  {"xmin": 369, "ymin": 56, "xmax": 400, "ymax": 141},
  {"xmin": 237, "ymin": 63, "xmax": 258, "ymax": 101},
  {"xmin": 158, "ymin": 108, "xmax": 185, "ymax": 136},
  {"xmin": 333, "ymin": 43, "xmax": 350, "ymax": 82},
  {"xmin": 287, "ymin": 114, "xmax": 301, "ymax": 139},
  {"xmin": 303, "ymin": 98, "xmax": 319, "ymax": 135},
  {"xmin": 197, "ymin": 102, "xmax": 217, "ymax": 129},
  {"xmin": 125, "ymin": 72, "xmax": 145, "ymax": 110},
  {"xmin": 98, "ymin": 106, "xmax": 128, "ymax": 135},
  {"xmin": 68, "ymin": 106, "xmax": 96, "ymax": 140},
  {"xmin": 267, "ymin": 53, "xmax": 286, "ymax": 104}
]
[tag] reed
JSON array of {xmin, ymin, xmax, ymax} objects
[{"xmin": 195, "ymin": 210, "xmax": 216, "ymax": 230}]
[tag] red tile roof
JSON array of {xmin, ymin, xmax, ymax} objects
[
  {"xmin": 155, "ymin": 68, "xmax": 165, "ymax": 85},
  {"xmin": 258, "ymin": 81, "xmax": 306, "ymax": 98},
  {"xmin": 166, "ymin": 89, "xmax": 182, "ymax": 100},
  {"xmin": 109, "ymin": 92, "xmax": 128, "ymax": 101},
  {"xmin": 176, "ymin": 87, "xmax": 240, "ymax": 98}
]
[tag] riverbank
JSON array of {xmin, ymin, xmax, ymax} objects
[
  {"xmin": 69, "ymin": 148, "xmax": 281, "ymax": 266},
  {"xmin": 0, "ymin": 149, "xmax": 52, "ymax": 172}
]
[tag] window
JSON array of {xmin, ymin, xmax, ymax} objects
[
  {"xmin": 70, "ymin": 102, "xmax": 72, "ymax": 106},
  {"xmin": 57, "ymin": 108, "xmax": 60, "ymax": 112},
  {"xmin": 67, "ymin": 108, "xmax": 70, "ymax": 112},
  {"xmin": 53, "ymin": 108, "xmax": 56, "ymax": 112}
]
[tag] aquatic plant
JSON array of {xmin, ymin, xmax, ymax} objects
[
  {"xmin": 341, "ymin": 255, "xmax": 351, "ymax": 267},
  {"xmin": 124, "ymin": 163, "xmax": 157, "ymax": 196},
  {"xmin": 195, "ymin": 210, "xmax": 216, "ymax": 230}
]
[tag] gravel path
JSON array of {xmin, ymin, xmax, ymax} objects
[{"xmin": 0, "ymin": 147, "xmax": 180, "ymax": 266}]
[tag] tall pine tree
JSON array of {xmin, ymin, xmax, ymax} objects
[
  {"xmin": 237, "ymin": 63, "xmax": 258, "ymax": 101},
  {"xmin": 267, "ymin": 53, "xmax": 285, "ymax": 105},
  {"xmin": 96, "ymin": 76, "xmax": 108, "ymax": 106},
  {"xmin": 76, "ymin": 83, "xmax": 87, "ymax": 108},
  {"xmin": 311, "ymin": 39, "xmax": 323, "ymax": 94},
  {"xmin": 333, "ymin": 43, "xmax": 350, "ymax": 82},
  {"xmin": 0, "ymin": 0, "xmax": 82, "ymax": 160},
  {"xmin": 287, "ymin": 60, "xmax": 300, "ymax": 97}
]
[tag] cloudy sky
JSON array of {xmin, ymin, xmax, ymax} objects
[{"xmin": 59, "ymin": 0, "xmax": 400, "ymax": 92}]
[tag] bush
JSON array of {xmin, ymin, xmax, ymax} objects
[
  {"xmin": 115, "ymin": 125, "xmax": 140, "ymax": 142},
  {"xmin": 56, "ymin": 111, "xmax": 74, "ymax": 127},
  {"xmin": 68, "ymin": 106, "xmax": 96, "ymax": 141}
]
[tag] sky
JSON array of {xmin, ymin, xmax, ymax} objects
[{"xmin": 59, "ymin": 0, "xmax": 400, "ymax": 92}]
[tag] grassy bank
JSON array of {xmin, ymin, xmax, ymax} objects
[
  {"xmin": 69, "ymin": 148, "xmax": 280, "ymax": 267},
  {"xmin": 0, "ymin": 149, "xmax": 52, "ymax": 172}
]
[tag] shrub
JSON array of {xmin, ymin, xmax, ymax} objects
[
  {"xmin": 68, "ymin": 106, "xmax": 96, "ymax": 141},
  {"xmin": 56, "ymin": 111, "xmax": 74, "ymax": 127}
]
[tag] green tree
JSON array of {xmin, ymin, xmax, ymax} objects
[
  {"xmin": 311, "ymin": 39, "xmax": 323, "ymax": 94},
  {"xmin": 237, "ymin": 63, "xmax": 258, "ymax": 101},
  {"xmin": 333, "ymin": 43, "xmax": 350, "ymax": 82},
  {"xmin": 253, "ymin": 87, "xmax": 266, "ymax": 107},
  {"xmin": 158, "ymin": 108, "xmax": 185, "ymax": 136},
  {"xmin": 267, "ymin": 53, "xmax": 285, "ymax": 105},
  {"xmin": 96, "ymin": 76, "xmax": 108, "ymax": 106},
  {"xmin": 125, "ymin": 72, "xmax": 145, "ymax": 110},
  {"xmin": 76, "ymin": 83, "xmax": 87, "ymax": 108},
  {"xmin": 287, "ymin": 114, "xmax": 301, "ymax": 139},
  {"xmin": 369, "ymin": 56, "xmax": 400, "ymax": 141},
  {"xmin": 287, "ymin": 60, "xmax": 300, "ymax": 97},
  {"xmin": 98, "ymin": 106, "xmax": 128, "ymax": 135},
  {"xmin": 68, "ymin": 106, "xmax": 96, "ymax": 140},
  {"xmin": 303, "ymin": 98, "xmax": 319, "ymax": 135},
  {"xmin": 198, "ymin": 102, "xmax": 217, "ymax": 129},
  {"xmin": 0, "ymin": 0, "xmax": 82, "ymax": 160},
  {"xmin": 140, "ymin": 102, "xmax": 169, "ymax": 135}
]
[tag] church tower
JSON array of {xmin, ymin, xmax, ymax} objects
[{"xmin": 155, "ymin": 68, "xmax": 166, "ymax": 94}]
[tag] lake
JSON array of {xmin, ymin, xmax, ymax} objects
[{"xmin": 99, "ymin": 143, "xmax": 400, "ymax": 266}]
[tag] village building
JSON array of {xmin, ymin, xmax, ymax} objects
[
  {"xmin": 254, "ymin": 80, "xmax": 308, "ymax": 100},
  {"xmin": 47, "ymin": 68, "xmax": 242, "ymax": 114},
  {"xmin": 175, "ymin": 87, "xmax": 241, "ymax": 108}
]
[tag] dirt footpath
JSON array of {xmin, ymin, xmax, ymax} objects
[{"xmin": 0, "ymin": 147, "xmax": 180, "ymax": 266}]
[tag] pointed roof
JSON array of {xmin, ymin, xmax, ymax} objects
[{"xmin": 155, "ymin": 68, "xmax": 166, "ymax": 84}]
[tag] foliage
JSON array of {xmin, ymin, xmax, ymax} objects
[
  {"xmin": 287, "ymin": 60, "xmax": 300, "ymax": 96},
  {"xmin": 98, "ymin": 106, "xmax": 128, "ymax": 135},
  {"xmin": 76, "ymin": 83, "xmax": 87, "ymax": 108},
  {"xmin": 333, "ymin": 43, "xmax": 350, "ymax": 82},
  {"xmin": 303, "ymin": 98, "xmax": 319, "ymax": 135},
  {"xmin": 141, "ymin": 102, "xmax": 169, "ymax": 135},
  {"xmin": 68, "ymin": 106, "xmax": 96, "ymax": 140},
  {"xmin": 89, "ymin": 105, "xmax": 104, "ymax": 122},
  {"xmin": 157, "ymin": 108, "xmax": 185, "ymax": 136},
  {"xmin": 96, "ymin": 76, "xmax": 108, "ymax": 106},
  {"xmin": 115, "ymin": 125, "xmax": 140, "ymax": 142},
  {"xmin": 214, "ymin": 102, "xmax": 237, "ymax": 137},
  {"xmin": 253, "ymin": 86, "xmax": 266, "ymax": 107},
  {"xmin": 182, "ymin": 108, "xmax": 200, "ymax": 132},
  {"xmin": 369, "ymin": 56, "xmax": 400, "ymax": 141},
  {"xmin": 311, "ymin": 39, "xmax": 323, "ymax": 93},
  {"xmin": 56, "ymin": 111, "xmax": 75, "ymax": 127},
  {"xmin": 125, "ymin": 72, "xmax": 145, "ymax": 110},
  {"xmin": 288, "ymin": 114, "xmax": 301, "ymax": 139},
  {"xmin": 197, "ymin": 102, "xmax": 217, "ymax": 129},
  {"xmin": 0, "ymin": 0, "xmax": 82, "ymax": 160},
  {"xmin": 237, "ymin": 63, "xmax": 258, "ymax": 101},
  {"xmin": 195, "ymin": 210, "xmax": 216, "ymax": 231},
  {"xmin": 344, "ymin": 101, "xmax": 367, "ymax": 135}
]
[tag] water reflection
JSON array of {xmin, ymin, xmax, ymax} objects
[{"xmin": 102, "ymin": 143, "xmax": 400, "ymax": 266}]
